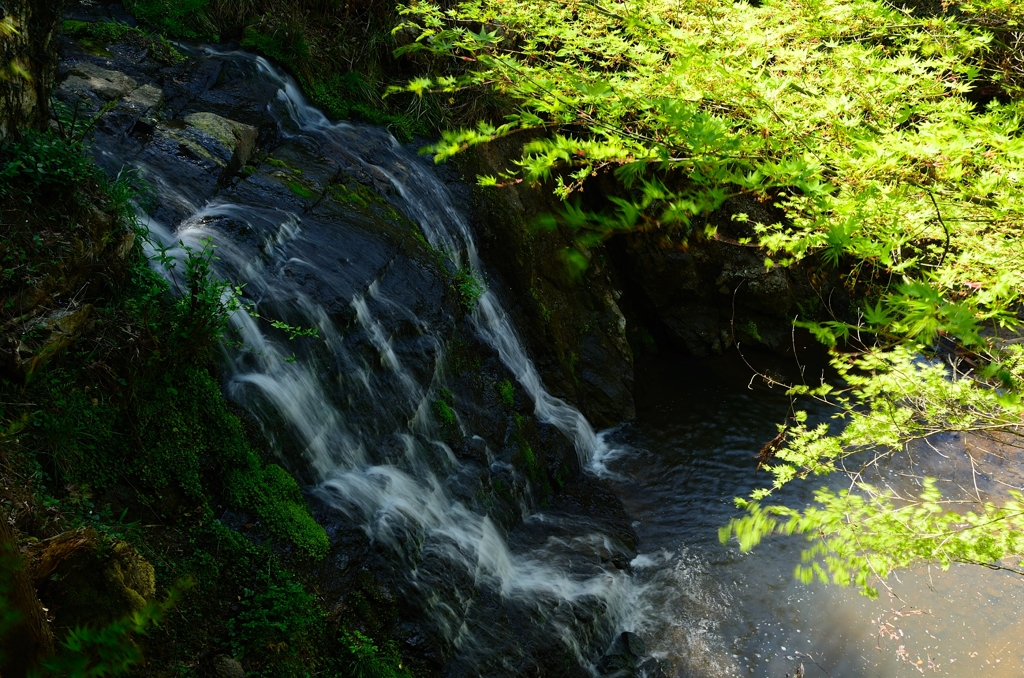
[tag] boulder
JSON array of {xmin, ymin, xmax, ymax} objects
[
  {"xmin": 116, "ymin": 230, "xmax": 137, "ymax": 259},
  {"xmin": 638, "ymin": 656, "xmax": 671, "ymax": 677},
  {"xmin": 2, "ymin": 304, "xmax": 93, "ymax": 379},
  {"xmin": 123, "ymin": 83, "xmax": 164, "ymax": 113},
  {"xmin": 60, "ymin": 62, "xmax": 138, "ymax": 101},
  {"xmin": 212, "ymin": 655, "xmax": 246, "ymax": 678},
  {"xmin": 26, "ymin": 528, "xmax": 157, "ymax": 628},
  {"xmin": 154, "ymin": 112, "xmax": 258, "ymax": 184},
  {"xmin": 596, "ymin": 631, "xmax": 647, "ymax": 676},
  {"xmin": 183, "ymin": 112, "xmax": 258, "ymax": 170}
]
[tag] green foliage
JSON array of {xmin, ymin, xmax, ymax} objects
[
  {"xmin": 61, "ymin": 19, "xmax": 187, "ymax": 64},
  {"xmin": 0, "ymin": 14, "xmax": 17, "ymax": 39},
  {"xmin": 150, "ymin": 238, "xmax": 241, "ymax": 365},
  {"xmin": 7, "ymin": 205, "xmax": 326, "ymax": 560},
  {"xmin": 244, "ymin": 304, "xmax": 321, "ymax": 341},
  {"xmin": 0, "ymin": 130, "xmax": 140, "ymax": 315},
  {"xmin": 284, "ymin": 179, "xmax": 311, "ymax": 197},
  {"xmin": 433, "ymin": 399, "xmax": 456, "ymax": 426},
  {"xmin": 123, "ymin": 0, "xmax": 216, "ymax": 40},
  {"xmin": 158, "ymin": 519, "xmax": 380, "ymax": 678},
  {"xmin": 306, "ymin": 72, "xmax": 426, "ymax": 143},
  {"xmin": 30, "ymin": 361, "xmax": 327, "ymax": 559},
  {"xmin": 338, "ymin": 630, "xmax": 410, "ymax": 678},
  {"xmin": 396, "ymin": 0, "xmax": 1024, "ymax": 590},
  {"xmin": 511, "ymin": 413, "xmax": 542, "ymax": 483},
  {"xmin": 34, "ymin": 586, "xmax": 187, "ymax": 678},
  {"xmin": 228, "ymin": 575, "xmax": 320, "ymax": 673},
  {"xmin": 497, "ymin": 378, "xmax": 515, "ymax": 408},
  {"xmin": 61, "ymin": 19, "xmax": 132, "ymax": 44},
  {"xmin": 433, "ymin": 387, "xmax": 457, "ymax": 427},
  {"xmin": 743, "ymin": 320, "xmax": 762, "ymax": 343},
  {"xmin": 452, "ymin": 266, "xmax": 484, "ymax": 312},
  {"xmin": 1, "ymin": 131, "xmax": 100, "ymax": 198},
  {"xmin": 225, "ymin": 576, "xmax": 407, "ymax": 677},
  {"xmin": 328, "ymin": 182, "xmax": 371, "ymax": 207},
  {"xmin": 0, "ymin": 118, "xmax": 400, "ymax": 678},
  {"xmin": 225, "ymin": 464, "xmax": 329, "ymax": 560},
  {"xmin": 240, "ymin": 23, "xmax": 310, "ymax": 65},
  {"xmin": 286, "ymin": 181, "xmax": 317, "ymax": 199},
  {"xmin": 0, "ymin": 552, "xmax": 184, "ymax": 678},
  {"xmin": 520, "ymin": 441, "xmax": 536, "ymax": 474},
  {"xmin": 723, "ymin": 480, "xmax": 1024, "ymax": 598},
  {"xmin": 394, "ymin": 0, "xmax": 1024, "ymax": 334},
  {"xmin": 306, "ymin": 72, "xmax": 373, "ymax": 120},
  {"xmin": 720, "ymin": 345, "xmax": 1024, "ymax": 594}
]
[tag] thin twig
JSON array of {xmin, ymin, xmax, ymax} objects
[{"xmin": 925, "ymin": 190, "xmax": 950, "ymax": 267}]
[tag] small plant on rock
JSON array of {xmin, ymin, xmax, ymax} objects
[
  {"xmin": 452, "ymin": 266, "xmax": 484, "ymax": 313},
  {"xmin": 497, "ymin": 379, "xmax": 514, "ymax": 409}
]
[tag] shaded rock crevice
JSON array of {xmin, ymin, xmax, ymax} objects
[
  {"xmin": 606, "ymin": 193, "xmax": 850, "ymax": 360},
  {"xmin": 457, "ymin": 137, "xmax": 636, "ymax": 430}
]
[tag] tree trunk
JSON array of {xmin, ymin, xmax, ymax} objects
[
  {"xmin": 0, "ymin": 0, "xmax": 67, "ymax": 139},
  {"xmin": 0, "ymin": 510, "xmax": 54, "ymax": 678},
  {"xmin": 1, "ymin": 0, "xmax": 66, "ymax": 671}
]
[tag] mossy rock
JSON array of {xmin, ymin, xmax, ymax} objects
[
  {"xmin": 156, "ymin": 112, "xmax": 258, "ymax": 181},
  {"xmin": 212, "ymin": 654, "xmax": 247, "ymax": 678},
  {"xmin": 26, "ymin": 528, "xmax": 156, "ymax": 629},
  {"xmin": 182, "ymin": 112, "xmax": 257, "ymax": 164}
]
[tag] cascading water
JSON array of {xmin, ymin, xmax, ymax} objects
[
  {"xmin": 59, "ymin": 20, "xmax": 1024, "ymax": 676},
  {"xmin": 106, "ymin": 49, "xmax": 641, "ymax": 675},
  {"xmin": 267, "ymin": 63, "xmax": 601, "ymax": 468}
]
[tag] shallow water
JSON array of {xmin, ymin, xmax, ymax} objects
[{"xmin": 603, "ymin": 349, "xmax": 1024, "ymax": 677}]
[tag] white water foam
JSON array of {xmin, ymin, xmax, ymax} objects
[{"xmin": 124, "ymin": 49, "xmax": 645, "ymax": 673}]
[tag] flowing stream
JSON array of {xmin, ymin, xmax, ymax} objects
[
  {"xmin": 117, "ymin": 50, "xmax": 636, "ymax": 674},
  {"xmin": 89, "ymin": 46, "xmax": 1024, "ymax": 677}
]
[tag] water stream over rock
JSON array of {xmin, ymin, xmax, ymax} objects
[
  {"xmin": 72, "ymin": 45, "xmax": 644, "ymax": 676},
  {"xmin": 58, "ymin": 28, "xmax": 1024, "ymax": 678}
]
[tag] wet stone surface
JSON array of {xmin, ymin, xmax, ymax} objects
[{"xmin": 56, "ymin": 10, "xmax": 647, "ymax": 677}]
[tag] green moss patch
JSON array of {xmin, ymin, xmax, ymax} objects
[
  {"xmin": 286, "ymin": 181, "xmax": 317, "ymax": 199},
  {"xmin": 0, "ymin": 133, "xmax": 412, "ymax": 676},
  {"xmin": 61, "ymin": 19, "xmax": 187, "ymax": 64}
]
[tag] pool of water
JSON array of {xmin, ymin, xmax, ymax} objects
[{"xmin": 602, "ymin": 349, "xmax": 1024, "ymax": 677}]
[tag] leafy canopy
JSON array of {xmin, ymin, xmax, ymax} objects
[{"xmin": 394, "ymin": 0, "xmax": 1024, "ymax": 593}]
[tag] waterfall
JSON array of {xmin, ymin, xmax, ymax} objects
[
  {"xmin": 263, "ymin": 62, "xmax": 601, "ymax": 468},
  {"xmin": 94, "ymin": 47, "xmax": 1024, "ymax": 677},
  {"xmin": 121, "ymin": 49, "xmax": 638, "ymax": 673}
]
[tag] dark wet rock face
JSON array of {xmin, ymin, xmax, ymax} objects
[
  {"xmin": 54, "ymin": 12, "xmax": 644, "ymax": 677},
  {"xmin": 610, "ymin": 195, "xmax": 845, "ymax": 358},
  {"xmin": 458, "ymin": 131, "xmax": 838, "ymax": 365},
  {"xmin": 436, "ymin": 478, "xmax": 640, "ymax": 678},
  {"xmin": 457, "ymin": 139, "xmax": 636, "ymax": 429}
]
